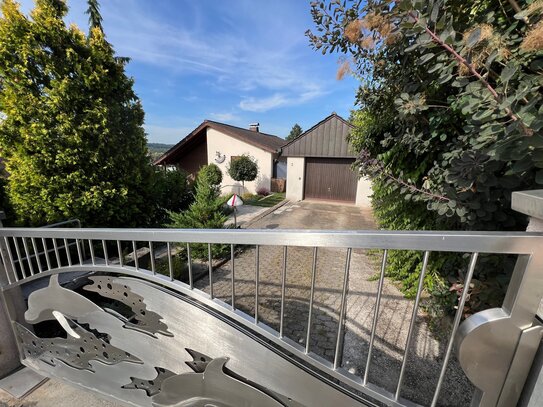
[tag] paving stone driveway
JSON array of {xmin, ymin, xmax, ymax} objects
[{"xmin": 196, "ymin": 201, "xmax": 473, "ymax": 406}]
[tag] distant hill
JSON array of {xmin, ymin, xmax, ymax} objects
[
  {"xmin": 147, "ymin": 143, "xmax": 173, "ymax": 162},
  {"xmin": 148, "ymin": 143, "xmax": 174, "ymax": 153}
]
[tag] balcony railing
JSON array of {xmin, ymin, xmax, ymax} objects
[{"xmin": 0, "ymin": 227, "xmax": 541, "ymax": 407}]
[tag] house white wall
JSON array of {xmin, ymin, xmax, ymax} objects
[
  {"xmin": 206, "ymin": 128, "xmax": 274, "ymax": 195},
  {"xmin": 286, "ymin": 157, "xmax": 305, "ymax": 202},
  {"xmin": 355, "ymin": 177, "xmax": 373, "ymax": 208}
]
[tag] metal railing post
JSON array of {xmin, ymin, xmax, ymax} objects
[
  {"xmin": 0, "ymin": 212, "xmax": 15, "ymax": 284},
  {"xmin": 454, "ymin": 190, "xmax": 543, "ymax": 407},
  {"xmin": 512, "ymin": 191, "xmax": 543, "ymax": 407},
  {"xmin": 0, "ymin": 211, "xmax": 22, "ymax": 378}
]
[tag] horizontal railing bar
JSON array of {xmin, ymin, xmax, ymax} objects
[
  {"xmin": 0, "ymin": 228, "xmax": 540, "ymax": 254},
  {"xmin": 41, "ymin": 218, "xmax": 81, "ymax": 228}
]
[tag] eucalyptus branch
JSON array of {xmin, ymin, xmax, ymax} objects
[
  {"xmin": 358, "ymin": 150, "xmax": 450, "ymax": 202},
  {"xmin": 407, "ymin": 11, "xmax": 532, "ymax": 136},
  {"xmin": 382, "ymin": 170, "xmax": 451, "ymax": 202},
  {"xmin": 506, "ymin": 0, "xmax": 522, "ymax": 14}
]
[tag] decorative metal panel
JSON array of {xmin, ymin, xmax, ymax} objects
[{"xmin": 11, "ymin": 273, "xmax": 361, "ymax": 407}]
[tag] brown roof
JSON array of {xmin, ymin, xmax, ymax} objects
[
  {"xmin": 280, "ymin": 113, "xmax": 355, "ymax": 158},
  {"xmin": 154, "ymin": 120, "xmax": 284, "ymax": 165}
]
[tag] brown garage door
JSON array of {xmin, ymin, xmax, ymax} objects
[{"xmin": 304, "ymin": 158, "xmax": 357, "ymax": 202}]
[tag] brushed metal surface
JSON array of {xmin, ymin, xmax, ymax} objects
[
  {"xmin": 0, "ymin": 228, "xmax": 542, "ymax": 254},
  {"xmin": 15, "ymin": 274, "xmax": 365, "ymax": 407}
]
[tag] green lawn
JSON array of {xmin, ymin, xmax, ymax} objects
[{"xmin": 245, "ymin": 193, "xmax": 286, "ymax": 207}]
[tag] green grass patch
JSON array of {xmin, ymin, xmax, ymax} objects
[{"xmin": 244, "ymin": 193, "xmax": 285, "ymax": 207}]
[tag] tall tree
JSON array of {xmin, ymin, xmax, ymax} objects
[
  {"xmin": 85, "ymin": 0, "xmax": 102, "ymax": 33},
  {"xmin": 286, "ymin": 123, "xmax": 303, "ymax": 141},
  {"xmin": 0, "ymin": 0, "xmax": 154, "ymax": 227}
]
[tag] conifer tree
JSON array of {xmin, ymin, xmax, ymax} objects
[
  {"xmin": 0, "ymin": 0, "xmax": 154, "ymax": 226},
  {"xmin": 85, "ymin": 0, "xmax": 102, "ymax": 34},
  {"xmin": 286, "ymin": 123, "xmax": 303, "ymax": 141},
  {"xmin": 169, "ymin": 165, "xmax": 228, "ymax": 259}
]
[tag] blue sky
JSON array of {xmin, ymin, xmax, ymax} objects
[{"xmin": 17, "ymin": 0, "xmax": 359, "ymax": 143}]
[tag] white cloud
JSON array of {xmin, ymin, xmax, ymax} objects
[
  {"xmin": 239, "ymin": 86, "xmax": 327, "ymax": 112},
  {"xmin": 239, "ymin": 94, "xmax": 287, "ymax": 112},
  {"xmin": 14, "ymin": 0, "xmax": 343, "ymax": 116},
  {"xmin": 93, "ymin": 1, "xmax": 332, "ymax": 111},
  {"xmin": 209, "ymin": 112, "xmax": 240, "ymax": 122}
]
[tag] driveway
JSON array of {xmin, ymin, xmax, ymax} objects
[
  {"xmin": 195, "ymin": 201, "xmax": 472, "ymax": 406},
  {"xmin": 249, "ymin": 200, "xmax": 375, "ymax": 230}
]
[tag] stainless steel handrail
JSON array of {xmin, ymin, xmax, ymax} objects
[{"xmin": 0, "ymin": 227, "xmax": 541, "ymax": 407}]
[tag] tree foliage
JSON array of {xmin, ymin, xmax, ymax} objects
[
  {"xmin": 85, "ymin": 0, "xmax": 103, "ymax": 34},
  {"xmin": 307, "ymin": 0, "xmax": 543, "ymax": 316},
  {"xmin": 169, "ymin": 164, "xmax": 228, "ymax": 259},
  {"xmin": 151, "ymin": 169, "xmax": 193, "ymax": 225},
  {"xmin": 0, "ymin": 0, "xmax": 155, "ymax": 227},
  {"xmin": 286, "ymin": 123, "xmax": 303, "ymax": 141},
  {"xmin": 198, "ymin": 163, "xmax": 223, "ymax": 189},
  {"xmin": 227, "ymin": 155, "xmax": 258, "ymax": 187}
]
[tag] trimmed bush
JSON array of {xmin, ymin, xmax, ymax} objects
[{"xmin": 227, "ymin": 155, "xmax": 258, "ymax": 191}]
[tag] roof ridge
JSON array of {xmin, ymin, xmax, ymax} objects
[
  {"xmin": 154, "ymin": 119, "xmax": 284, "ymax": 165},
  {"xmin": 206, "ymin": 120, "xmax": 283, "ymax": 140}
]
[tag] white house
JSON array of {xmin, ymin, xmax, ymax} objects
[{"xmin": 154, "ymin": 120, "xmax": 285, "ymax": 195}]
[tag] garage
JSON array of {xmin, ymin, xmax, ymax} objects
[
  {"xmin": 282, "ymin": 113, "xmax": 372, "ymax": 207},
  {"xmin": 304, "ymin": 157, "xmax": 357, "ymax": 202}
]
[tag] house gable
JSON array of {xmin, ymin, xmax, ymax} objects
[
  {"xmin": 281, "ymin": 113, "xmax": 355, "ymax": 158},
  {"xmin": 154, "ymin": 120, "xmax": 284, "ymax": 166}
]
